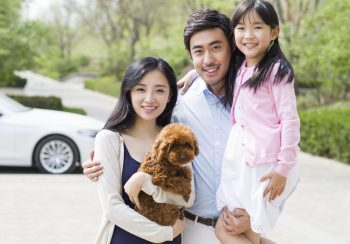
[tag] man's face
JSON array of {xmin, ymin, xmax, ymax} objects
[{"xmin": 189, "ymin": 27, "xmax": 232, "ymax": 95}]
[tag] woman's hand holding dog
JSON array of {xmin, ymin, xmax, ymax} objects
[
  {"xmin": 124, "ymin": 172, "xmax": 147, "ymax": 209},
  {"xmin": 172, "ymin": 218, "xmax": 186, "ymax": 238},
  {"xmin": 125, "ymin": 171, "xmax": 187, "ymax": 238}
]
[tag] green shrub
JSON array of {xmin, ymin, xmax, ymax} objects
[
  {"xmin": 63, "ymin": 107, "xmax": 86, "ymax": 115},
  {"xmin": 300, "ymin": 108, "xmax": 350, "ymax": 164},
  {"xmin": 10, "ymin": 95, "xmax": 63, "ymax": 110},
  {"xmin": 0, "ymin": 75, "xmax": 27, "ymax": 88},
  {"xmin": 9, "ymin": 95, "xmax": 86, "ymax": 115},
  {"xmin": 13, "ymin": 76, "xmax": 27, "ymax": 87},
  {"xmin": 57, "ymin": 55, "xmax": 91, "ymax": 79}
]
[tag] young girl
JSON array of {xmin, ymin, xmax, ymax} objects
[
  {"xmin": 94, "ymin": 57, "xmax": 194, "ymax": 244},
  {"xmin": 215, "ymin": 0, "xmax": 300, "ymax": 243}
]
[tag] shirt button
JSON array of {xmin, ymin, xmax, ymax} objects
[
  {"xmin": 241, "ymin": 124, "xmax": 244, "ymax": 128},
  {"xmin": 241, "ymin": 143, "xmax": 245, "ymax": 147}
]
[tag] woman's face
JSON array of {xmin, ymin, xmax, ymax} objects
[{"xmin": 130, "ymin": 69, "xmax": 171, "ymax": 123}]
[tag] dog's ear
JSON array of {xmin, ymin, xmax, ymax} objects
[
  {"xmin": 193, "ymin": 138, "xmax": 199, "ymax": 156},
  {"xmin": 153, "ymin": 139, "xmax": 170, "ymax": 161}
]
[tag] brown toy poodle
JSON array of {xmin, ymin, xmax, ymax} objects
[{"xmin": 136, "ymin": 123, "xmax": 199, "ymax": 226}]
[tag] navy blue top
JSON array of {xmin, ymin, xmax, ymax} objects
[{"xmin": 110, "ymin": 143, "xmax": 181, "ymax": 244}]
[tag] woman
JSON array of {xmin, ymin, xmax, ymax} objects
[{"xmin": 94, "ymin": 57, "xmax": 194, "ymax": 243}]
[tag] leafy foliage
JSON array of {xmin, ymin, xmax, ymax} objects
[
  {"xmin": 0, "ymin": 24, "xmax": 37, "ymax": 86},
  {"xmin": 292, "ymin": 0, "xmax": 350, "ymax": 104},
  {"xmin": 300, "ymin": 107, "xmax": 350, "ymax": 164},
  {"xmin": 136, "ymin": 24, "xmax": 191, "ymax": 79},
  {"xmin": 0, "ymin": 0, "xmax": 21, "ymax": 28},
  {"xmin": 85, "ymin": 76, "xmax": 120, "ymax": 97},
  {"xmin": 0, "ymin": 1, "xmax": 55, "ymax": 87}
]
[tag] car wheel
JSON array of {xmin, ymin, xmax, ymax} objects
[{"xmin": 34, "ymin": 135, "xmax": 80, "ymax": 174}]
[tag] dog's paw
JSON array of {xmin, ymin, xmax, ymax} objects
[{"xmin": 182, "ymin": 191, "xmax": 190, "ymax": 202}]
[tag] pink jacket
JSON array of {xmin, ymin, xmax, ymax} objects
[{"xmin": 231, "ymin": 63, "xmax": 300, "ymax": 177}]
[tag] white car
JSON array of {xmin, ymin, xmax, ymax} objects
[{"xmin": 0, "ymin": 94, "xmax": 104, "ymax": 174}]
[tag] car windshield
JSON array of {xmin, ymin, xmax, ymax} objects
[{"xmin": 0, "ymin": 94, "xmax": 31, "ymax": 113}]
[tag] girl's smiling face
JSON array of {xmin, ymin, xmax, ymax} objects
[
  {"xmin": 130, "ymin": 70, "xmax": 171, "ymax": 123},
  {"xmin": 234, "ymin": 10, "xmax": 279, "ymax": 67}
]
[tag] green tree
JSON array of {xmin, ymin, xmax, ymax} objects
[
  {"xmin": 0, "ymin": 0, "xmax": 36, "ymax": 86},
  {"xmin": 292, "ymin": 0, "xmax": 350, "ymax": 104},
  {"xmin": 0, "ymin": 0, "xmax": 21, "ymax": 28}
]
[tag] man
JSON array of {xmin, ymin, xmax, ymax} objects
[
  {"xmin": 173, "ymin": 9, "xmax": 245, "ymax": 243},
  {"xmin": 84, "ymin": 9, "xmax": 272, "ymax": 243}
]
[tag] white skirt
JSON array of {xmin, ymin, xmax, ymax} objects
[{"xmin": 216, "ymin": 124, "xmax": 299, "ymax": 234}]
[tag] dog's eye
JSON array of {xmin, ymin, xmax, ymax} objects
[{"xmin": 185, "ymin": 143, "xmax": 193, "ymax": 149}]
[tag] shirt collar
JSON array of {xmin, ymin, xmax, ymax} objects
[
  {"xmin": 194, "ymin": 77, "xmax": 208, "ymax": 95},
  {"xmin": 195, "ymin": 77, "xmax": 225, "ymax": 99}
]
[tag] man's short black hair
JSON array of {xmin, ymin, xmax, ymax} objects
[{"xmin": 183, "ymin": 9, "xmax": 233, "ymax": 54}]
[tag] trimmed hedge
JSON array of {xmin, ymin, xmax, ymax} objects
[
  {"xmin": 63, "ymin": 107, "xmax": 86, "ymax": 115},
  {"xmin": 0, "ymin": 76, "xmax": 27, "ymax": 88},
  {"xmin": 10, "ymin": 95, "xmax": 86, "ymax": 115},
  {"xmin": 10, "ymin": 95, "xmax": 63, "ymax": 110},
  {"xmin": 300, "ymin": 108, "xmax": 350, "ymax": 164}
]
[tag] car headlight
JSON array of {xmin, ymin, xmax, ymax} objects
[{"xmin": 77, "ymin": 129, "xmax": 99, "ymax": 138}]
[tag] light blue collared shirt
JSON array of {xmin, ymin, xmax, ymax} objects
[{"xmin": 172, "ymin": 77, "xmax": 231, "ymax": 218}]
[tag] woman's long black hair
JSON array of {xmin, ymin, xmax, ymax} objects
[
  {"xmin": 231, "ymin": 0, "xmax": 295, "ymax": 92},
  {"xmin": 104, "ymin": 57, "xmax": 178, "ymax": 132}
]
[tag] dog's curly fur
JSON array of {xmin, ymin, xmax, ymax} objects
[{"xmin": 136, "ymin": 123, "xmax": 199, "ymax": 226}]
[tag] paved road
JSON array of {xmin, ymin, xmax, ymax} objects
[
  {"xmin": 269, "ymin": 153, "xmax": 350, "ymax": 243},
  {"xmin": 0, "ymin": 173, "xmax": 101, "ymax": 244},
  {"xmin": 1, "ymin": 72, "xmax": 350, "ymax": 243},
  {"xmin": 1, "ymin": 152, "xmax": 349, "ymax": 244}
]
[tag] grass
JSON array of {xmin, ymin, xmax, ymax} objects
[{"xmin": 85, "ymin": 75, "xmax": 121, "ymax": 97}]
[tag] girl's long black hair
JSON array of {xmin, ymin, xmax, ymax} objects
[
  {"xmin": 231, "ymin": 0, "xmax": 295, "ymax": 92},
  {"xmin": 104, "ymin": 57, "xmax": 178, "ymax": 132}
]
